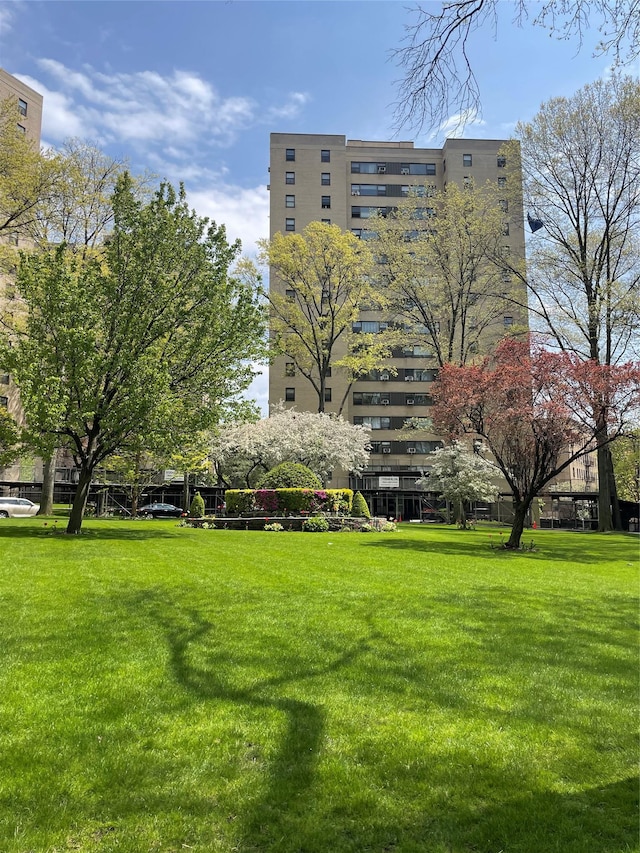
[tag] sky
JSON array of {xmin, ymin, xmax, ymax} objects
[{"xmin": 1, "ymin": 0, "xmax": 637, "ymax": 412}]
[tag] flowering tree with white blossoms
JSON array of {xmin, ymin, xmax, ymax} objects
[
  {"xmin": 418, "ymin": 440, "xmax": 499, "ymax": 528},
  {"xmin": 212, "ymin": 405, "xmax": 371, "ymax": 487}
]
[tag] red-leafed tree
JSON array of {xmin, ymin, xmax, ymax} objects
[{"xmin": 432, "ymin": 337, "xmax": 640, "ymax": 549}]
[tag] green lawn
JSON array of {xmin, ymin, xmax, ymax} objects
[{"xmin": 0, "ymin": 520, "xmax": 637, "ymax": 853}]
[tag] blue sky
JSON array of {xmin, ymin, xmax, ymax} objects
[{"xmin": 1, "ymin": 0, "xmax": 636, "ymax": 411}]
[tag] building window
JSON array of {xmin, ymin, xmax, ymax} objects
[
  {"xmin": 0, "ymin": 396, "xmax": 7, "ymax": 408},
  {"xmin": 353, "ymin": 416, "xmax": 391, "ymax": 429},
  {"xmin": 499, "ymin": 199, "xmax": 509, "ymax": 212},
  {"xmin": 324, "ymin": 388, "xmax": 332, "ymax": 403},
  {"xmin": 0, "ymin": 374, "xmax": 9, "ymax": 384},
  {"xmin": 503, "ymin": 315, "xmax": 514, "ymax": 326},
  {"xmin": 285, "ymin": 218, "xmax": 295, "ymax": 231},
  {"xmin": 502, "ymin": 222, "xmax": 510, "ymax": 236},
  {"xmin": 285, "ymin": 362, "xmax": 296, "ymax": 377},
  {"xmin": 285, "ymin": 195, "xmax": 295, "ymax": 208},
  {"xmin": 321, "ymin": 218, "xmax": 331, "ymax": 224},
  {"xmin": 17, "ymin": 124, "xmax": 26, "ymax": 134},
  {"xmin": 321, "ymin": 196, "xmax": 331, "ymax": 209},
  {"xmin": 286, "ymin": 171, "xmax": 295, "ymax": 184},
  {"xmin": 501, "ymin": 270, "xmax": 512, "ymax": 282},
  {"xmin": 497, "ymin": 155, "xmax": 506, "ymax": 168},
  {"xmin": 285, "ymin": 387, "xmax": 296, "ymax": 402},
  {"xmin": 321, "ymin": 149, "xmax": 330, "ymax": 163},
  {"xmin": 18, "ymin": 98, "xmax": 27, "ymax": 117},
  {"xmin": 286, "ymin": 148, "xmax": 295, "ymax": 161},
  {"xmin": 498, "ymin": 176, "xmax": 507, "ymax": 188},
  {"xmin": 285, "ymin": 289, "xmax": 295, "ymax": 300},
  {"xmin": 463, "ymin": 154, "xmax": 473, "ymax": 167},
  {"xmin": 321, "ymin": 173, "xmax": 331, "ymax": 186}
]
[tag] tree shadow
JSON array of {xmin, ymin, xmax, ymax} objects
[
  {"xmin": 0, "ymin": 523, "xmax": 181, "ymax": 541},
  {"xmin": 6, "ymin": 579, "xmax": 636, "ymax": 852},
  {"xmin": 362, "ymin": 527, "xmax": 638, "ymax": 564},
  {"xmin": 130, "ymin": 590, "xmax": 383, "ymax": 851}
]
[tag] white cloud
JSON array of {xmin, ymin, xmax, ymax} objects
[
  {"xmin": 0, "ymin": 4, "xmax": 15, "ymax": 37},
  {"xmin": 187, "ymin": 183, "xmax": 270, "ymax": 255},
  {"xmin": 24, "ymin": 60, "xmax": 308, "ymax": 158},
  {"xmin": 429, "ymin": 109, "xmax": 487, "ymax": 141}
]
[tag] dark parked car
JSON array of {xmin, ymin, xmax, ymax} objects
[{"xmin": 138, "ymin": 503, "xmax": 186, "ymax": 519}]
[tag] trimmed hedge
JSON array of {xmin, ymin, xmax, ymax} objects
[{"xmin": 225, "ymin": 488, "xmax": 353, "ymax": 516}]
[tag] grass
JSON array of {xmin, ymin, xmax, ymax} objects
[{"xmin": 0, "ymin": 519, "xmax": 637, "ymax": 853}]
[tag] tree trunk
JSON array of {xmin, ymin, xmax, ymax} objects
[
  {"xmin": 182, "ymin": 470, "xmax": 190, "ymax": 512},
  {"xmin": 37, "ymin": 453, "xmax": 56, "ymax": 516},
  {"xmin": 606, "ymin": 446, "xmax": 623, "ymax": 530},
  {"xmin": 456, "ymin": 498, "xmax": 467, "ymax": 528},
  {"xmin": 67, "ymin": 464, "xmax": 93, "ymax": 534},
  {"xmin": 597, "ymin": 442, "xmax": 613, "ymax": 532},
  {"xmin": 506, "ymin": 498, "xmax": 529, "ymax": 549}
]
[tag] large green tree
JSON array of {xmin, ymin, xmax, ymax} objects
[
  {"xmin": 502, "ymin": 75, "xmax": 640, "ymax": 530},
  {"xmin": 3, "ymin": 176, "xmax": 265, "ymax": 533},
  {"xmin": 369, "ymin": 181, "xmax": 521, "ymax": 368},
  {"xmin": 260, "ymin": 222, "xmax": 393, "ymax": 413}
]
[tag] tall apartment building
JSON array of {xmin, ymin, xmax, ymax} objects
[
  {"xmin": 0, "ymin": 68, "xmax": 43, "ymax": 143},
  {"xmin": 268, "ymin": 133, "xmax": 527, "ymax": 520},
  {"xmin": 0, "ymin": 70, "xmax": 44, "ymax": 480}
]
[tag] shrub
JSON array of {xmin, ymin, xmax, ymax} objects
[
  {"xmin": 264, "ymin": 522, "xmax": 284, "ymax": 532},
  {"xmin": 256, "ymin": 462, "xmax": 322, "ymax": 490},
  {"xmin": 189, "ymin": 491, "xmax": 205, "ymax": 518},
  {"xmin": 225, "ymin": 490, "xmax": 255, "ymax": 514},
  {"xmin": 351, "ymin": 491, "xmax": 371, "ymax": 519},
  {"xmin": 302, "ymin": 515, "xmax": 330, "ymax": 532},
  {"xmin": 254, "ymin": 490, "xmax": 279, "ymax": 513}
]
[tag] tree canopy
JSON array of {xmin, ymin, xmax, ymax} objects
[
  {"xmin": 260, "ymin": 221, "xmax": 393, "ymax": 413},
  {"xmin": 502, "ymin": 74, "xmax": 640, "ymax": 529},
  {"xmin": 212, "ymin": 404, "xmax": 371, "ymax": 488},
  {"xmin": 419, "ymin": 440, "xmax": 499, "ymax": 527},
  {"xmin": 432, "ymin": 336, "xmax": 640, "ymax": 547},
  {"xmin": 369, "ymin": 181, "xmax": 521, "ymax": 367},
  {"xmin": 0, "ymin": 96, "xmax": 61, "ymax": 243},
  {"xmin": 2, "ymin": 175, "xmax": 265, "ymax": 533}
]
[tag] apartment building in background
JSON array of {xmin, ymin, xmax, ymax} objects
[
  {"xmin": 0, "ymin": 68, "xmax": 43, "ymax": 143},
  {"xmin": 268, "ymin": 133, "xmax": 531, "ymax": 520},
  {"xmin": 0, "ymin": 70, "xmax": 44, "ymax": 484}
]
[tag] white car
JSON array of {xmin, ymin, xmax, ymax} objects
[{"xmin": 0, "ymin": 497, "xmax": 40, "ymax": 518}]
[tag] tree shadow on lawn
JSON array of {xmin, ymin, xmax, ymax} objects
[
  {"xmin": 0, "ymin": 522, "xmax": 182, "ymax": 541},
  {"xmin": 14, "ymin": 584, "xmax": 636, "ymax": 852},
  {"xmin": 94, "ymin": 588, "xmax": 637, "ymax": 851},
  {"xmin": 364, "ymin": 527, "xmax": 638, "ymax": 564}
]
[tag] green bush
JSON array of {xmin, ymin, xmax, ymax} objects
[
  {"xmin": 189, "ymin": 491, "xmax": 205, "ymax": 518},
  {"xmin": 351, "ymin": 491, "xmax": 371, "ymax": 519},
  {"xmin": 225, "ymin": 490, "xmax": 255, "ymax": 514},
  {"xmin": 256, "ymin": 462, "xmax": 322, "ymax": 490},
  {"xmin": 302, "ymin": 515, "xmax": 330, "ymax": 532}
]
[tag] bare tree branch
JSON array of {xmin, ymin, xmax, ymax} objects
[{"xmin": 392, "ymin": 0, "xmax": 640, "ymax": 136}]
